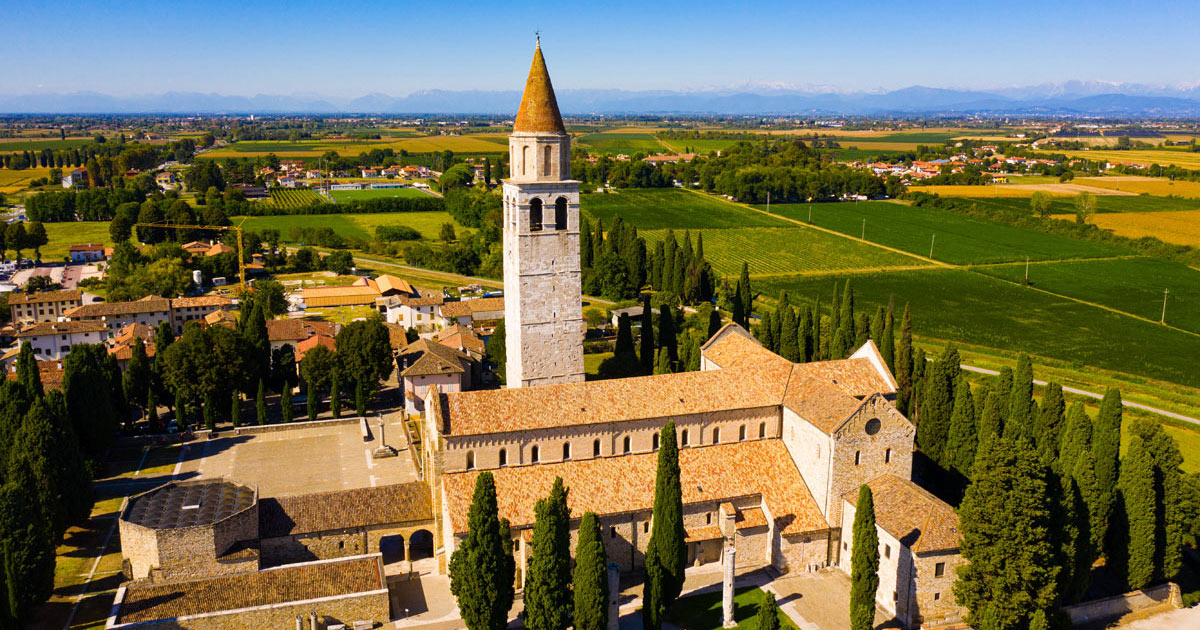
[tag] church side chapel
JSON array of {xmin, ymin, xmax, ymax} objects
[{"xmin": 424, "ymin": 41, "xmax": 968, "ymax": 629}]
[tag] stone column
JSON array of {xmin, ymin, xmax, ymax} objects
[
  {"xmin": 309, "ymin": 611, "xmax": 318, "ymax": 630},
  {"xmin": 607, "ymin": 562, "xmax": 620, "ymax": 630},
  {"xmin": 295, "ymin": 615, "xmax": 303, "ymax": 630},
  {"xmin": 722, "ymin": 546, "xmax": 736, "ymax": 628},
  {"xmin": 379, "ymin": 421, "xmax": 386, "ymax": 448}
]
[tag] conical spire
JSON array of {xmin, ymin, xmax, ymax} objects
[{"xmin": 513, "ymin": 38, "xmax": 566, "ymax": 134}]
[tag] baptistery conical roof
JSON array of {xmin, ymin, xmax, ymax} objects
[{"xmin": 513, "ymin": 39, "xmax": 566, "ymax": 134}]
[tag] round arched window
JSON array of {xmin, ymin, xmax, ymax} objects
[{"xmin": 865, "ymin": 418, "xmax": 882, "ymax": 435}]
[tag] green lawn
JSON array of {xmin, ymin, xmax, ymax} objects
[
  {"xmin": 582, "ymin": 189, "xmax": 791, "ymax": 230},
  {"xmin": 234, "ymin": 212, "xmax": 460, "ymax": 242},
  {"xmin": 641, "ymin": 227, "xmax": 927, "ymax": 276},
  {"xmin": 41, "ymin": 221, "xmax": 113, "ymax": 261},
  {"xmin": 757, "ymin": 268, "xmax": 1200, "ymax": 389},
  {"xmin": 656, "ymin": 137, "xmax": 744, "ymax": 154},
  {"xmin": 958, "ymin": 194, "xmax": 1200, "ymax": 215},
  {"xmin": 330, "ymin": 187, "xmax": 431, "ymax": 202},
  {"xmin": 756, "ymin": 201, "xmax": 1126, "ymax": 264},
  {"xmin": 577, "ymin": 132, "xmax": 665, "ymax": 154},
  {"xmin": 0, "ymin": 138, "xmax": 97, "ymax": 152},
  {"xmin": 666, "ymin": 586, "xmax": 797, "ymax": 630},
  {"xmin": 975, "ymin": 257, "xmax": 1200, "ymax": 334}
]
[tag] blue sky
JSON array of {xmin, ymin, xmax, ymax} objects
[{"xmin": 5, "ymin": 0, "xmax": 1199, "ymax": 95}]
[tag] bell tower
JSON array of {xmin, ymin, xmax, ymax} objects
[{"xmin": 502, "ymin": 38, "xmax": 584, "ymax": 388}]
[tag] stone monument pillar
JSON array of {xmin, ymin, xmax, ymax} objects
[
  {"xmin": 309, "ymin": 611, "xmax": 318, "ymax": 630},
  {"xmin": 607, "ymin": 562, "xmax": 620, "ymax": 630},
  {"xmin": 722, "ymin": 546, "xmax": 736, "ymax": 628}
]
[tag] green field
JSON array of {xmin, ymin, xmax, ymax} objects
[
  {"xmin": 959, "ymin": 194, "xmax": 1200, "ymax": 215},
  {"xmin": 577, "ymin": 133, "xmax": 666, "ymax": 154},
  {"xmin": 330, "ymin": 187, "xmax": 430, "ymax": 202},
  {"xmin": 655, "ymin": 137, "xmax": 744, "ymax": 154},
  {"xmin": 757, "ymin": 268, "xmax": 1200, "ymax": 389},
  {"xmin": 269, "ymin": 187, "xmax": 323, "ymax": 209},
  {"xmin": 582, "ymin": 189, "xmax": 791, "ymax": 229},
  {"xmin": 641, "ymin": 227, "xmax": 927, "ymax": 276},
  {"xmin": 41, "ymin": 221, "xmax": 113, "ymax": 260},
  {"xmin": 757, "ymin": 201, "xmax": 1127, "ymax": 264},
  {"xmin": 976, "ymin": 257, "xmax": 1200, "ymax": 334},
  {"xmin": 0, "ymin": 138, "xmax": 98, "ymax": 152},
  {"xmin": 234, "ymin": 212, "xmax": 459, "ymax": 242}
]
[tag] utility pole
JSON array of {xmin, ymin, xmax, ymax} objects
[
  {"xmin": 1025, "ymin": 257, "xmax": 1030, "ymax": 284},
  {"xmin": 808, "ymin": 205, "xmax": 812, "ymax": 224},
  {"xmin": 766, "ymin": 191, "xmax": 770, "ymax": 213},
  {"xmin": 862, "ymin": 218, "xmax": 866, "ymax": 240},
  {"xmin": 929, "ymin": 233, "xmax": 936, "ymax": 259},
  {"xmin": 1162, "ymin": 288, "xmax": 1170, "ymax": 324}
]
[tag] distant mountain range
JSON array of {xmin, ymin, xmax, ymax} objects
[{"xmin": 4, "ymin": 81, "xmax": 1200, "ymax": 116}]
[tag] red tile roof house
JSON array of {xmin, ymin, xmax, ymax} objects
[{"xmin": 68, "ymin": 243, "xmax": 106, "ymax": 263}]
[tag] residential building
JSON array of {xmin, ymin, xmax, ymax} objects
[
  {"xmin": 376, "ymin": 290, "xmax": 444, "ymax": 330},
  {"xmin": 62, "ymin": 168, "xmax": 88, "ymax": 189},
  {"xmin": 16, "ymin": 320, "xmax": 108, "ymax": 359},
  {"xmin": 439, "ymin": 296, "xmax": 504, "ymax": 331},
  {"xmin": 170, "ymin": 296, "xmax": 234, "ymax": 332},
  {"xmin": 64, "ymin": 294, "xmax": 233, "ymax": 336},
  {"xmin": 9, "ymin": 289, "xmax": 83, "ymax": 324},
  {"xmin": 266, "ymin": 319, "xmax": 338, "ymax": 355},
  {"xmin": 68, "ymin": 243, "xmax": 106, "ymax": 262},
  {"xmin": 399, "ymin": 339, "xmax": 475, "ymax": 415}
]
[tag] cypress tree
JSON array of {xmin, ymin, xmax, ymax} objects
[
  {"xmin": 1060, "ymin": 474, "xmax": 1093, "ymax": 604},
  {"xmin": 1093, "ymin": 387, "xmax": 1123, "ymax": 557},
  {"xmin": 755, "ymin": 592, "xmax": 780, "ymax": 630},
  {"xmin": 895, "ymin": 304, "xmax": 913, "ymax": 410},
  {"xmin": 869, "ymin": 306, "xmax": 885, "ymax": 346},
  {"xmin": 146, "ymin": 390, "xmax": 158, "ymax": 430},
  {"xmin": 917, "ymin": 348, "xmax": 955, "ymax": 465},
  {"xmin": 653, "ymin": 348, "xmax": 673, "ymax": 375},
  {"xmin": 737, "ymin": 262, "xmax": 752, "ymax": 326},
  {"xmin": 854, "ymin": 312, "xmax": 871, "ymax": 350},
  {"xmin": 646, "ymin": 421, "xmax": 686, "ymax": 606},
  {"xmin": 829, "ymin": 281, "xmax": 841, "ymax": 339},
  {"xmin": 658, "ymin": 306, "xmax": 677, "ymax": 363},
  {"xmin": 15, "ymin": 344, "xmax": 41, "ymax": 401},
  {"xmin": 955, "ymin": 437, "xmax": 1060, "ymax": 630},
  {"xmin": 839, "ymin": 281, "xmax": 855, "ymax": 344},
  {"xmin": 355, "ymin": 380, "xmax": 367, "ymax": 416},
  {"xmin": 642, "ymin": 546, "xmax": 665, "ymax": 630},
  {"xmin": 811, "ymin": 300, "xmax": 822, "ymax": 361},
  {"xmin": 778, "ymin": 301, "xmax": 799, "ymax": 362},
  {"xmin": 1006, "ymin": 354, "xmax": 1035, "ymax": 440},
  {"xmin": 8, "ymin": 396, "xmax": 92, "ymax": 537},
  {"xmin": 1119, "ymin": 435, "xmax": 1156, "ymax": 589},
  {"xmin": 330, "ymin": 371, "xmax": 342, "ymax": 419},
  {"xmin": 123, "ymin": 338, "xmax": 152, "ymax": 419},
  {"xmin": 449, "ymin": 472, "xmax": 516, "ymax": 630},
  {"xmin": 1036, "ymin": 382, "xmax": 1066, "ymax": 456},
  {"xmin": 573, "ymin": 512, "xmax": 609, "ymax": 630},
  {"xmin": 880, "ymin": 308, "xmax": 895, "ymax": 374},
  {"xmin": 944, "ymin": 376, "xmax": 978, "ymax": 476},
  {"xmin": 758, "ymin": 310, "xmax": 777, "ymax": 353},
  {"xmin": 602, "ymin": 313, "xmax": 640, "ymax": 378},
  {"xmin": 1058, "ymin": 403, "xmax": 1093, "ymax": 476},
  {"xmin": 975, "ymin": 387, "xmax": 1003, "ymax": 451},
  {"xmin": 307, "ymin": 382, "xmax": 318, "ymax": 422},
  {"xmin": 850, "ymin": 485, "xmax": 879, "ymax": 630},
  {"xmin": 797, "ymin": 306, "xmax": 813, "ymax": 363},
  {"xmin": 580, "ymin": 219, "xmax": 593, "ymax": 269},
  {"xmin": 230, "ymin": 392, "xmax": 241, "ymax": 428},
  {"xmin": 524, "ymin": 478, "xmax": 572, "ymax": 630},
  {"xmin": 706, "ymin": 308, "xmax": 721, "ymax": 341},
  {"xmin": 256, "ymin": 379, "xmax": 267, "ymax": 425},
  {"xmin": 1133, "ymin": 419, "xmax": 1185, "ymax": 581},
  {"xmin": 640, "ymin": 298, "xmax": 655, "ymax": 375},
  {"xmin": 996, "ymin": 367, "xmax": 1013, "ymax": 403},
  {"xmin": 0, "ymin": 462, "xmax": 55, "ymax": 620},
  {"xmin": 1073, "ymin": 450, "xmax": 1104, "ymax": 561},
  {"xmin": 281, "ymin": 385, "xmax": 293, "ymax": 423},
  {"xmin": 174, "ymin": 391, "xmax": 187, "ymax": 428},
  {"xmin": 203, "ymin": 394, "xmax": 215, "ymax": 431}
]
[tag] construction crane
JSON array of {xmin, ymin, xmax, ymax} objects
[{"xmin": 133, "ymin": 220, "xmax": 249, "ymax": 290}]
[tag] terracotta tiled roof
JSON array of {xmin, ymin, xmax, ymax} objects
[
  {"xmin": 735, "ymin": 506, "xmax": 768, "ymax": 530},
  {"xmin": 114, "ymin": 322, "xmax": 155, "ymax": 344},
  {"xmin": 844, "ymin": 474, "xmax": 960, "ymax": 554},
  {"xmin": 440, "ymin": 297, "xmax": 504, "ymax": 319},
  {"xmin": 109, "ymin": 339, "xmax": 156, "ymax": 361},
  {"xmin": 382, "ymin": 322, "xmax": 409, "ymax": 351},
  {"xmin": 6, "ymin": 359, "xmax": 65, "ymax": 390},
  {"xmin": 400, "ymin": 339, "xmax": 471, "ymax": 378},
  {"xmin": 266, "ymin": 319, "xmax": 337, "ymax": 342},
  {"xmin": 7, "ymin": 289, "xmax": 81, "ymax": 305},
  {"xmin": 513, "ymin": 41, "xmax": 566, "ymax": 134},
  {"xmin": 700, "ymin": 324, "xmax": 792, "ymax": 372},
  {"xmin": 115, "ymin": 555, "xmax": 384, "ymax": 624},
  {"xmin": 373, "ymin": 274, "xmax": 414, "ymax": 296},
  {"xmin": 16, "ymin": 320, "xmax": 108, "ymax": 337},
  {"xmin": 65, "ymin": 295, "xmax": 171, "ymax": 318},
  {"xmin": 781, "ymin": 374, "xmax": 868, "ymax": 435},
  {"xmin": 442, "ymin": 440, "xmax": 827, "ymax": 536},
  {"xmin": 436, "ymin": 325, "xmax": 485, "ymax": 356},
  {"xmin": 685, "ymin": 525, "xmax": 723, "ymax": 542},
  {"xmin": 68, "ymin": 243, "xmax": 104, "ymax": 252},
  {"xmin": 295, "ymin": 333, "xmax": 335, "ymax": 361},
  {"xmin": 300, "ymin": 285, "xmax": 380, "ymax": 299},
  {"xmin": 791, "ymin": 357, "xmax": 895, "ymax": 398},
  {"xmin": 258, "ymin": 482, "xmax": 431, "ymax": 538},
  {"xmin": 203, "ymin": 309, "xmax": 238, "ymax": 327},
  {"xmin": 170, "ymin": 296, "xmax": 232, "ymax": 309}
]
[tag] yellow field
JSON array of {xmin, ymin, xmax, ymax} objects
[
  {"xmin": 1060, "ymin": 148, "xmax": 1200, "ymax": 170},
  {"xmin": 908, "ymin": 182, "xmax": 1125, "ymax": 198},
  {"xmin": 838, "ymin": 141, "xmax": 925, "ymax": 151},
  {"xmin": 202, "ymin": 134, "xmax": 507, "ymax": 158},
  {"xmin": 1077, "ymin": 176, "xmax": 1200, "ymax": 198},
  {"xmin": 0, "ymin": 167, "xmax": 53, "ymax": 193},
  {"xmin": 1071, "ymin": 210, "xmax": 1200, "ymax": 248}
]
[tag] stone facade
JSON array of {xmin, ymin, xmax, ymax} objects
[
  {"xmin": 825, "ymin": 396, "xmax": 914, "ymax": 526},
  {"xmin": 107, "ymin": 592, "xmax": 388, "ymax": 630}
]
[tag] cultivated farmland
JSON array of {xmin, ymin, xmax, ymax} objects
[
  {"xmin": 757, "ymin": 201, "xmax": 1126, "ymax": 264},
  {"xmin": 329, "ymin": 187, "xmax": 430, "ymax": 202},
  {"xmin": 576, "ymin": 133, "xmax": 665, "ymax": 154},
  {"xmin": 639, "ymin": 227, "xmax": 926, "ymax": 276},
  {"xmin": 962, "ymin": 194, "xmax": 1200, "ymax": 215},
  {"xmin": 269, "ymin": 187, "xmax": 323, "ymax": 209},
  {"xmin": 1057, "ymin": 148, "xmax": 1200, "ymax": 170},
  {"xmin": 1076, "ymin": 176, "xmax": 1200, "ymax": 199},
  {"xmin": 581, "ymin": 189, "xmax": 791, "ymax": 229},
  {"xmin": 235, "ymin": 212, "xmax": 459, "ymax": 243},
  {"xmin": 975, "ymin": 257, "xmax": 1200, "ymax": 334},
  {"xmin": 1079, "ymin": 209, "xmax": 1200, "ymax": 248},
  {"xmin": 756, "ymin": 268, "xmax": 1200, "ymax": 389}
]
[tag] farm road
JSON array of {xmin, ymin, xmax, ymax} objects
[{"xmin": 958, "ymin": 363, "xmax": 1200, "ymax": 427}]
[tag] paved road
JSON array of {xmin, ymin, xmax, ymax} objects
[{"xmin": 958, "ymin": 363, "xmax": 1200, "ymax": 427}]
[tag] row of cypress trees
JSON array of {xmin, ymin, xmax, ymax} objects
[
  {"xmin": 756, "ymin": 281, "xmax": 899, "ymax": 371},
  {"xmin": 580, "ymin": 218, "xmax": 717, "ymax": 304},
  {"xmin": 602, "ymin": 297, "xmax": 722, "ymax": 379}
]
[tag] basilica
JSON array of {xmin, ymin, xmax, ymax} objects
[{"xmin": 423, "ymin": 41, "xmax": 967, "ymax": 629}]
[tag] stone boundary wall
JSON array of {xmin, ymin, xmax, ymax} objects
[
  {"xmin": 106, "ymin": 587, "xmax": 389, "ymax": 630},
  {"xmin": 1063, "ymin": 582, "xmax": 1182, "ymax": 626},
  {"xmin": 193, "ymin": 417, "xmax": 366, "ymax": 439}
]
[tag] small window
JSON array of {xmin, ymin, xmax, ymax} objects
[
  {"xmin": 712, "ymin": 427, "xmax": 720, "ymax": 443},
  {"xmin": 542, "ymin": 145, "xmax": 552, "ymax": 177},
  {"xmin": 893, "ymin": 591, "xmax": 898, "ymax": 601},
  {"xmin": 522, "ymin": 145, "xmax": 529, "ymax": 175},
  {"xmin": 885, "ymin": 448, "xmax": 892, "ymax": 464},
  {"xmin": 681, "ymin": 430, "xmax": 689, "ymax": 446},
  {"xmin": 338, "ymin": 541, "xmax": 344, "ymax": 550},
  {"xmin": 466, "ymin": 451, "xmax": 475, "ymax": 470},
  {"xmin": 563, "ymin": 442, "xmax": 571, "ymax": 460},
  {"xmin": 884, "ymin": 545, "xmax": 891, "ymax": 559},
  {"xmin": 593, "ymin": 439, "xmax": 601, "ymax": 457},
  {"xmin": 555, "ymin": 197, "xmax": 568, "ymax": 230},
  {"xmin": 643, "ymin": 522, "xmax": 650, "ymax": 533},
  {"xmin": 610, "ymin": 527, "xmax": 617, "ymax": 539},
  {"xmin": 706, "ymin": 513, "xmax": 712, "ymax": 525},
  {"xmin": 758, "ymin": 422, "xmax": 766, "ymax": 438},
  {"xmin": 499, "ymin": 448, "xmax": 507, "ymax": 467},
  {"xmin": 843, "ymin": 542, "xmax": 848, "ymax": 551},
  {"xmin": 935, "ymin": 562, "xmax": 945, "ymax": 577},
  {"xmin": 855, "ymin": 451, "xmax": 861, "ymax": 466},
  {"xmin": 865, "ymin": 418, "xmax": 882, "ymax": 435},
  {"xmin": 653, "ymin": 433, "xmax": 660, "ymax": 450},
  {"xmin": 934, "ymin": 592, "xmax": 941, "ymax": 601},
  {"xmin": 529, "ymin": 198, "xmax": 543, "ymax": 232},
  {"xmin": 623, "ymin": 436, "xmax": 631, "ymax": 453},
  {"xmin": 531, "ymin": 445, "xmax": 540, "ymax": 463}
]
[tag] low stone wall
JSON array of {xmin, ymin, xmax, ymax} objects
[
  {"xmin": 108, "ymin": 588, "xmax": 389, "ymax": 629},
  {"xmin": 1063, "ymin": 582, "xmax": 1182, "ymax": 626}
]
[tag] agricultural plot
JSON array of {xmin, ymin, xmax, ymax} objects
[
  {"xmin": 976, "ymin": 257, "xmax": 1200, "ymax": 334},
  {"xmin": 235, "ymin": 212, "xmax": 460, "ymax": 242},
  {"xmin": 581, "ymin": 189, "xmax": 791, "ymax": 230},
  {"xmin": 0, "ymin": 138, "xmax": 96, "ymax": 152},
  {"xmin": 41, "ymin": 221, "xmax": 114, "ymax": 260},
  {"xmin": 329, "ymin": 187, "xmax": 430, "ymax": 202},
  {"xmin": 655, "ymin": 137, "xmax": 743, "ymax": 154},
  {"xmin": 576, "ymin": 133, "xmax": 666, "ymax": 154},
  {"xmin": 960, "ymin": 194, "xmax": 1200, "ymax": 215},
  {"xmin": 0, "ymin": 166, "xmax": 54, "ymax": 193},
  {"xmin": 203, "ymin": 134, "xmax": 507, "ymax": 158},
  {"xmin": 269, "ymin": 187, "xmax": 323, "ymax": 209},
  {"xmin": 1079, "ymin": 210, "xmax": 1200, "ymax": 248},
  {"xmin": 1059, "ymin": 148, "xmax": 1200, "ymax": 170},
  {"xmin": 758, "ymin": 201, "xmax": 1126, "ymax": 264},
  {"xmin": 908, "ymin": 183, "xmax": 1123, "ymax": 198},
  {"xmin": 756, "ymin": 268, "xmax": 1200, "ymax": 389},
  {"xmin": 1077, "ymin": 176, "xmax": 1200, "ymax": 199},
  {"xmin": 639, "ymin": 227, "xmax": 926, "ymax": 276}
]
